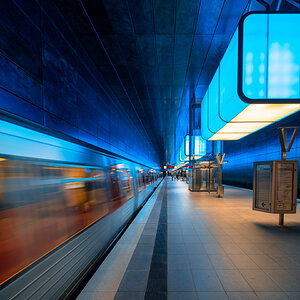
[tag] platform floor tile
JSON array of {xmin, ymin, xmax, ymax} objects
[{"xmin": 78, "ymin": 178, "xmax": 300, "ymax": 300}]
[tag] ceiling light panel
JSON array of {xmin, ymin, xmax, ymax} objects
[{"xmin": 201, "ymin": 13, "xmax": 300, "ymax": 141}]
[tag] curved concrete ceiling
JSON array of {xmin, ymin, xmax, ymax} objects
[{"xmin": 54, "ymin": 0, "xmax": 265, "ymax": 163}]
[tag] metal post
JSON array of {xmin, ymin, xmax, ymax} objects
[
  {"xmin": 279, "ymin": 213, "xmax": 284, "ymax": 226},
  {"xmin": 208, "ymin": 161, "xmax": 211, "ymax": 194},
  {"xmin": 216, "ymin": 153, "xmax": 225, "ymax": 198},
  {"xmin": 282, "ymin": 152, "xmax": 286, "ymax": 161},
  {"xmin": 218, "ymin": 164, "xmax": 222, "ymax": 198},
  {"xmin": 277, "ymin": 127, "xmax": 298, "ymax": 226},
  {"xmin": 278, "ymin": 127, "xmax": 298, "ymax": 161},
  {"xmin": 218, "ymin": 157, "xmax": 222, "ymax": 187},
  {"xmin": 282, "ymin": 128, "xmax": 287, "ymax": 161}
]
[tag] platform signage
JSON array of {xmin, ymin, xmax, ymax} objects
[
  {"xmin": 253, "ymin": 161, "xmax": 297, "ymax": 214},
  {"xmin": 275, "ymin": 162, "xmax": 294, "ymax": 211},
  {"xmin": 253, "ymin": 163, "xmax": 272, "ymax": 212}
]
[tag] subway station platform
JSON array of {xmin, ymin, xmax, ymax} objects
[{"xmin": 78, "ymin": 178, "xmax": 300, "ymax": 300}]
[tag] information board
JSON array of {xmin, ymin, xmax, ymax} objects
[
  {"xmin": 253, "ymin": 161, "xmax": 297, "ymax": 214},
  {"xmin": 254, "ymin": 163, "xmax": 272, "ymax": 212},
  {"xmin": 275, "ymin": 162, "xmax": 295, "ymax": 212}
]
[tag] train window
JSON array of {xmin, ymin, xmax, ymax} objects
[
  {"xmin": 109, "ymin": 166, "xmax": 121, "ymax": 210},
  {"xmin": 109, "ymin": 164, "xmax": 135, "ymax": 211},
  {"xmin": 121, "ymin": 169, "xmax": 133, "ymax": 200},
  {"xmin": 137, "ymin": 169, "xmax": 146, "ymax": 191}
]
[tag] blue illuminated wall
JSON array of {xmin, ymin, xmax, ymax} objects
[
  {"xmin": 223, "ymin": 111, "xmax": 300, "ymax": 198},
  {"xmin": 0, "ymin": 1, "xmax": 159, "ymax": 166}
]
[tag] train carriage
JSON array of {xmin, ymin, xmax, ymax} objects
[{"xmin": 0, "ymin": 116, "xmax": 163, "ymax": 300}]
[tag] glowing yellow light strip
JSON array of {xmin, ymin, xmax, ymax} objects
[
  {"xmin": 217, "ymin": 122, "xmax": 271, "ymax": 134},
  {"xmin": 234, "ymin": 104, "xmax": 300, "ymax": 122},
  {"xmin": 209, "ymin": 104, "xmax": 300, "ymax": 140},
  {"xmin": 209, "ymin": 133, "xmax": 247, "ymax": 140}
]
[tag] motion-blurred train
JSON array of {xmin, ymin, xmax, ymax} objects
[{"xmin": 0, "ymin": 112, "xmax": 163, "ymax": 299}]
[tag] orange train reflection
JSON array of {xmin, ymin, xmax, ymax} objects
[
  {"xmin": 0, "ymin": 157, "xmax": 160, "ymax": 285},
  {"xmin": 0, "ymin": 159, "xmax": 110, "ymax": 284}
]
